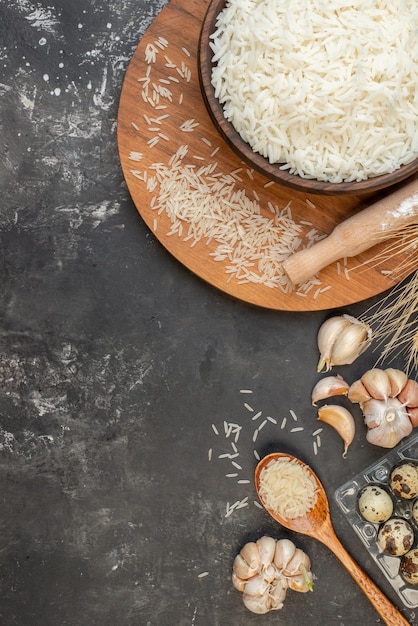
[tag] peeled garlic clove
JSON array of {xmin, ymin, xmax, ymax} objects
[
  {"xmin": 242, "ymin": 590, "xmax": 271, "ymax": 614},
  {"xmin": 233, "ymin": 552, "xmax": 258, "ymax": 580},
  {"xmin": 348, "ymin": 379, "xmax": 372, "ymax": 405},
  {"xmin": 398, "ymin": 379, "xmax": 418, "ymax": 408},
  {"xmin": 273, "ymin": 538, "xmax": 296, "ymax": 571},
  {"xmin": 317, "ymin": 404, "xmax": 355, "ymax": 457},
  {"xmin": 283, "ymin": 548, "xmax": 311, "ymax": 577},
  {"xmin": 256, "ymin": 536, "xmax": 276, "ymax": 569},
  {"xmin": 240, "ymin": 541, "xmax": 260, "ymax": 573},
  {"xmin": 311, "ymin": 375, "xmax": 349, "ymax": 406},
  {"xmin": 385, "ymin": 368, "xmax": 408, "ymax": 398},
  {"xmin": 361, "ymin": 368, "xmax": 391, "ymax": 400}
]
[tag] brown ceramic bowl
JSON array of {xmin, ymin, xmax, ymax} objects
[{"xmin": 198, "ymin": 0, "xmax": 418, "ymax": 196}]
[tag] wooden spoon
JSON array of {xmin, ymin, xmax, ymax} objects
[{"xmin": 255, "ymin": 452, "xmax": 410, "ymax": 626}]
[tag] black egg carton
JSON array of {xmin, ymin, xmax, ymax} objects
[{"xmin": 334, "ymin": 432, "xmax": 418, "ymax": 609}]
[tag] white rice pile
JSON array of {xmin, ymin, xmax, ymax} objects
[
  {"xmin": 258, "ymin": 456, "xmax": 318, "ymax": 519},
  {"xmin": 148, "ymin": 145, "xmax": 326, "ymax": 291},
  {"xmin": 210, "ymin": 0, "xmax": 418, "ymax": 183}
]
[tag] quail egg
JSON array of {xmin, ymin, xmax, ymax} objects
[
  {"xmin": 377, "ymin": 517, "xmax": 415, "ymax": 556},
  {"xmin": 358, "ymin": 485, "xmax": 394, "ymax": 524},
  {"xmin": 390, "ymin": 461, "xmax": 418, "ymax": 500},
  {"xmin": 413, "ymin": 500, "xmax": 418, "ymax": 526},
  {"xmin": 400, "ymin": 548, "xmax": 418, "ymax": 586}
]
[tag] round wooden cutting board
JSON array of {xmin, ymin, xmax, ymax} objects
[{"xmin": 117, "ymin": 0, "xmax": 413, "ymax": 312}]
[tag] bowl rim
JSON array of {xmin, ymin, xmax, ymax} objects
[{"xmin": 198, "ymin": 0, "xmax": 418, "ymax": 196}]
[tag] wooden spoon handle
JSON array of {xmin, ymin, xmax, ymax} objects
[
  {"xmin": 320, "ymin": 530, "xmax": 410, "ymax": 626},
  {"xmin": 282, "ymin": 176, "xmax": 418, "ymax": 285}
]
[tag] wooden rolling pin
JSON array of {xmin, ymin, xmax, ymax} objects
[{"xmin": 282, "ymin": 177, "xmax": 418, "ymax": 285}]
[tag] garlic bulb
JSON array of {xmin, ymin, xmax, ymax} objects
[
  {"xmin": 317, "ymin": 314, "xmax": 371, "ymax": 373},
  {"xmin": 363, "ymin": 397, "xmax": 413, "ymax": 448},
  {"xmin": 349, "ymin": 368, "xmax": 417, "ymax": 448},
  {"xmin": 232, "ymin": 537, "xmax": 314, "ymax": 614}
]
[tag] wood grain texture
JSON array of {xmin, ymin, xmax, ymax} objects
[{"xmin": 117, "ymin": 0, "xmax": 416, "ymax": 312}]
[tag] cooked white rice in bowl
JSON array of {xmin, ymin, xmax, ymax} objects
[{"xmin": 210, "ymin": 0, "xmax": 418, "ymax": 184}]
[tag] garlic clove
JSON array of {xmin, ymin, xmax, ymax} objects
[
  {"xmin": 273, "ymin": 538, "xmax": 296, "ymax": 571},
  {"xmin": 398, "ymin": 378, "xmax": 418, "ymax": 408},
  {"xmin": 262, "ymin": 563, "xmax": 277, "ymax": 584},
  {"xmin": 282, "ymin": 548, "xmax": 311, "ymax": 577},
  {"xmin": 385, "ymin": 368, "xmax": 408, "ymax": 398},
  {"xmin": 361, "ymin": 368, "xmax": 391, "ymax": 400},
  {"xmin": 256, "ymin": 536, "xmax": 276, "ymax": 569},
  {"xmin": 233, "ymin": 553, "xmax": 259, "ymax": 581},
  {"xmin": 317, "ymin": 313, "xmax": 371, "ymax": 372},
  {"xmin": 348, "ymin": 379, "xmax": 372, "ymax": 405},
  {"xmin": 239, "ymin": 541, "xmax": 260, "ymax": 573},
  {"xmin": 287, "ymin": 571, "xmax": 313, "ymax": 593},
  {"xmin": 269, "ymin": 579, "xmax": 287, "ymax": 610},
  {"xmin": 311, "ymin": 375, "xmax": 349, "ymax": 406},
  {"xmin": 330, "ymin": 316, "xmax": 371, "ymax": 368},
  {"xmin": 317, "ymin": 316, "xmax": 352, "ymax": 372},
  {"xmin": 231, "ymin": 571, "xmax": 246, "ymax": 592},
  {"xmin": 244, "ymin": 575, "xmax": 270, "ymax": 598},
  {"xmin": 317, "ymin": 404, "xmax": 355, "ymax": 457},
  {"xmin": 407, "ymin": 407, "xmax": 418, "ymax": 427},
  {"xmin": 242, "ymin": 590, "xmax": 271, "ymax": 614},
  {"xmin": 362, "ymin": 398, "xmax": 385, "ymax": 429}
]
